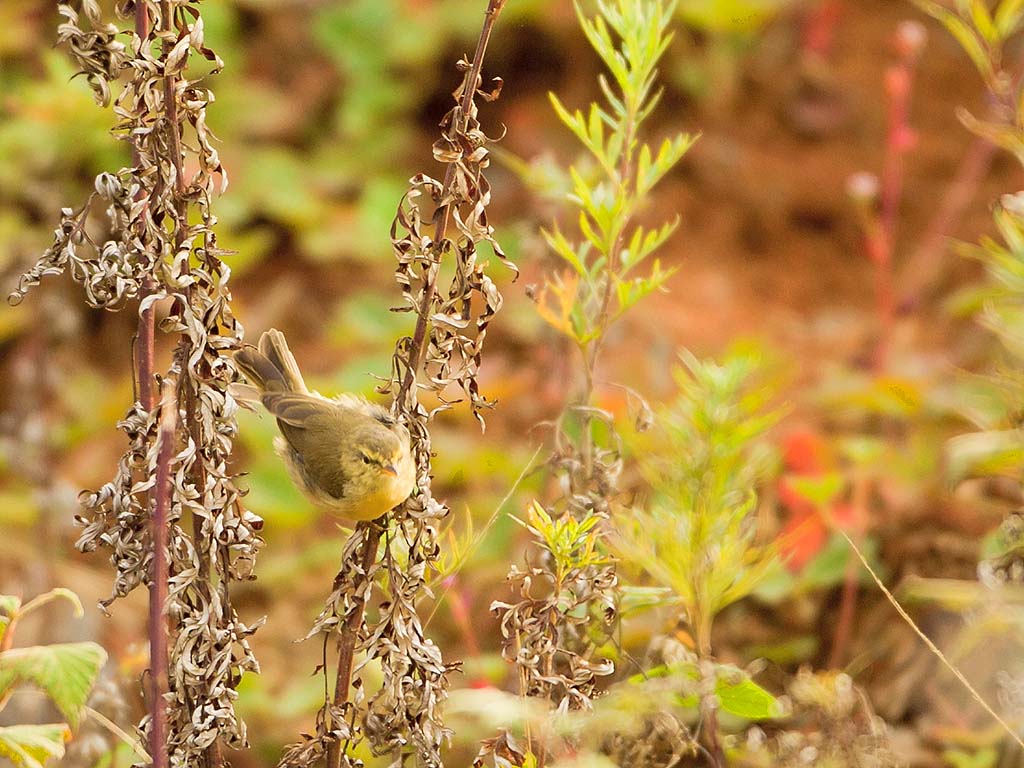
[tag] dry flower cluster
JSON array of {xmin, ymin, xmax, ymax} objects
[{"xmin": 10, "ymin": 2, "xmax": 263, "ymax": 766}]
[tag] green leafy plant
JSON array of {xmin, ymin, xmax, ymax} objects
[
  {"xmin": 539, "ymin": 0, "xmax": 696, "ymax": 402},
  {"xmin": 0, "ymin": 589, "xmax": 110, "ymax": 768},
  {"xmin": 916, "ymin": 0, "xmax": 1024, "ymax": 582},
  {"xmin": 617, "ymin": 349, "xmax": 782, "ymax": 656},
  {"xmin": 485, "ymin": 2, "xmax": 695, "ymax": 765},
  {"xmin": 615, "ymin": 347, "xmax": 783, "ymax": 762}
]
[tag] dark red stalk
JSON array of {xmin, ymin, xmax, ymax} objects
[
  {"xmin": 832, "ymin": 23, "xmax": 924, "ymax": 670},
  {"xmin": 131, "ymin": 6, "xmax": 168, "ymax": 768},
  {"xmin": 148, "ymin": 382, "xmax": 175, "ymax": 768}
]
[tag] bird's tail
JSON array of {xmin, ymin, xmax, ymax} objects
[{"xmin": 234, "ymin": 329, "xmax": 308, "ymax": 394}]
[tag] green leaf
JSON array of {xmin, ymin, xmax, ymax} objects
[
  {"xmin": 914, "ymin": 0, "xmax": 993, "ymax": 82},
  {"xmin": 995, "ymin": 0, "xmax": 1024, "ymax": 37},
  {"xmin": 785, "ymin": 473, "xmax": 845, "ymax": 506},
  {"xmin": 943, "ymin": 747, "xmax": 1000, "ymax": 768},
  {"xmin": 0, "ymin": 596, "xmax": 20, "ymax": 615},
  {"xmin": 0, "ymin": 643, "xmax": 107, "ymax": 729},
  {"xmin": 667, "ymin": 661, "xmax": 784, "ymax": 720},
  {"xmin": 0, "ymin": 724, "xmax": 71, "ymax": 768},
  {"xmin": 968, "ymin": 0, "xmax": 998, "ymax": 43},
  {"xmin": 541, "ymin": 225, "xmax": 588, "ymax": 277},
  {"xmin": 714, "ymin": 674, "xmax": 784, "ymax": 720}
]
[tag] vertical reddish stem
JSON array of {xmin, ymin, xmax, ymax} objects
[
  {"xmin": 833, "ymin": 24, "xmax": 924, "ymax": 670},
  {"xmin": 828, "ymin": 476, "xmax": 868, "ymax": 669},
  {"xmin": 872, "ymin": 23, "xmax": 924, "ymax": 370},
  {"xmin": 132, "ymin": 5, "xmax": 168, "ymax": 768},
  {"xmin": 149, "ymin": 382, "xmax": 176, "ymax": 768}
]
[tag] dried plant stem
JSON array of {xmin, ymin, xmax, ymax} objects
[
  {"xmin": 130, "ymin": 5, "xmax": 169, "ymax": 768},
  {"xmin": 397, "ymin": 0, "xmax": 507, "ymax": 404},
  {"xmin": 320, "ymin": 7, "xmax": 509, "ymax": 765},
  {"xmin": 841, "ymin": 530, "xmax": 1024, "ymax": 750},
  {"xmin": 157, "ymin": 3, "xmax": 221, "ymax": 763},
  {"xmin": 325, "ymin": 521, "xmax": 383, "ymax": 768},
  {"xmin": 148, "ymin": 381, "xmax": 177, "ymax": 768}
]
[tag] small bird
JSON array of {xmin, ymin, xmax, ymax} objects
[{"xmin": 234, "ymin": 329, "xmax": 416, "ymax": 521}]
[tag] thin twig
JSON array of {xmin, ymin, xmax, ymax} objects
[
  {"xmin": 897, "ymin": 135, "xmax": 996, "ymax": 313},
  {"xmin": 424, "ymin": 444, "xmax": 543, "ymax": 629}
]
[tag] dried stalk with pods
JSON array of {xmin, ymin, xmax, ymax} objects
[
  {"xmin": 10, "ymin": 2, "xmax": 263, "ymax": 767},
  {"xmin": 278, "ymin": 2, "xmax": 512, "ymax": 767}
]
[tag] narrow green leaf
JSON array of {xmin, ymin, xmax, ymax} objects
[
  {"xmin": 969, "ymin": 0, "xmax": 998, "ymax": 42},
  {"xmin": 541, "ymin": 226, "xmax": 587, "ymax": 277},
  {"xmin": 0, "ymin": 724, "xmax": 71, "ymax": 768},
  {"xmin": 0, "ymin": 643, "xmax": 107, "ymax": 729},
  {"xmin": 549, "ymin": 94, "xmax": 589, "ymax": 148},
  {"xmin": 914, "ymin": 0, "xmax": 993, "ymax": 81},
  {"xmin": 995, "ymin": 0, "xmax": 1024, "ymax": 36}
]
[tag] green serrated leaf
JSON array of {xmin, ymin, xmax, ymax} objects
[
  {"xmin": 0, "ymin": 643, "xmax": 107, "ymax": 729},
  {"xmin": 0, "ymin": 724, "xmax": 71, "ymax": 768}
]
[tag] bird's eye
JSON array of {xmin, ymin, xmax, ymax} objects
[{"xmin": 362, "ymin": 455, "xmax": 371, "ymax": 465}]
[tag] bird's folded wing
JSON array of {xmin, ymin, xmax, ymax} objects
[{"xmin": 261, "ymin": 393, "xmax": 338, "ymax": 427}]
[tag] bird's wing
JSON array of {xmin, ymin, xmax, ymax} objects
[
  {"xmin": 261, "ymin": 393, "xmax": 339, "ymax": 427},
  {"xmin": 263, "ymin": 394, "xmax": 350, "ymax": 500}
]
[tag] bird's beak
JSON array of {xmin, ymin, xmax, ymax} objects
[{"xmin": 382, "ymin": 464, "xmax": 399, "ymax": 478}]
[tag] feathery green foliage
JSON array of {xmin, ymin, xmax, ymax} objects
[
  {"xmin": 539, "ymin": 0, "xmax": 696, "ymax": 366},
  {"xmin": 616, "ymin": 348, "xmax": 783, "ymax": 653}
]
